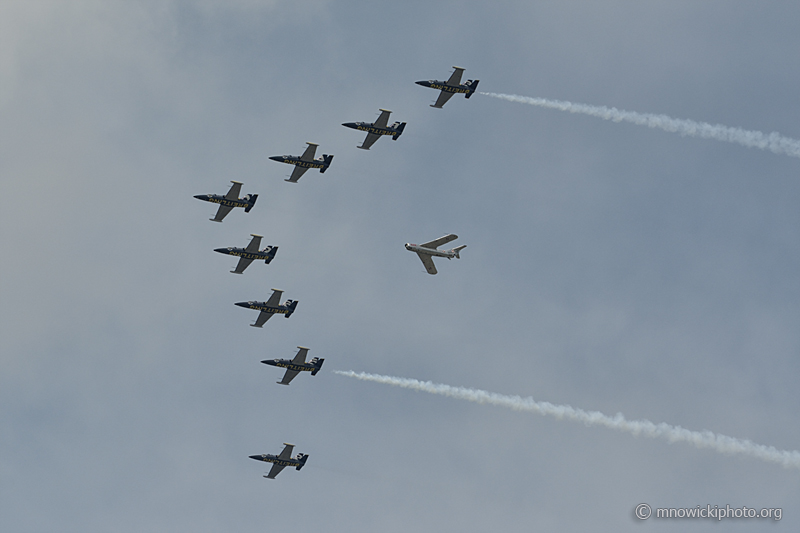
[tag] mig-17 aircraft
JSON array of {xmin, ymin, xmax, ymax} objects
[
  {"xmin": 262, "ymin": 346, "xmax": 324, "ymax": 385},
  {"xmin": 415, "ymin": 66, "xmax": 480, "ymax": 108},
  {"xmin": 249, "ymin": 443, "xmax": 309, "ymax": 479},
  {"xmin": 193, "ymin": 181, "xmax": 257, "ymax": 222},
  {"xmin": 235, "ymin": 289, "xmax": 298, "ymax": 327},
  {"xmin": 405, "ymin": 234, "xmax": 466, "ymax": 275},
  {"xmin": 269, "ymin": 142, "xmax": 333, "ymax": 183},
  {"xmin": 214, "ymin": 234, "xmax": 277, "ymax": 274},
  {"xmin": 342, "ymin": 109, "xmax": 406, "ymax": 150}
]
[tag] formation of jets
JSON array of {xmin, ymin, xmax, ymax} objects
[{"xmin": 192, "ymin": 66, "xmax": 477, "ymax": 479}]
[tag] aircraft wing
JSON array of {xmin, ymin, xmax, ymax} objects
[
  {"xmin": 430, "ymin": 90, "xmax": 455, "ymax": 109},
  {"xmin": 266, "ymin": 289, "xmax": 283, "ymax": 307},
  {"xmin": 446, "ymin": 67, "xmax": 465, "ymax": 86},
  {"xmin": 300, "ymin": 143, "xmax": 317, "ymax": 161},
  {"xmin": 278, "ymin": 443, "xmax": 294, "ymax": 460},
  {"xmin": 225, "ymin": 181, "xmax": 243, "ymax": 200},
  {"xmin": 287, "ymin": 165, "xmax": 309, "ymax": 183},
  {"xmin": 358, "ymin": 132, "xmax": 381, "ymax": 150},
  {"xmin": 231, "ymin": 256, "xmax": 254, "ymax": 274},
  {"xmin": 211, "ymin": 204, "xmax": 233, "ymax": 222},
  {"xmin": 416, "ymin": 252, "xmax": 438, "ymax": 275},
  {"xmin": 245, "ymin": 234, "xmax": 262, "ymax": 252},
  {"xmin": 278, "ymin": 369, "xmax": 300, "ymax": 385},
  {"xmin": 264, "ymin": 463, "xmax": 286, "ymax": 479},
  {"xmin": 420, "ymin": 234, "xmax": 458, "ymax": 249},
  {"xmin": 291, "ymin": 347, "xmax": 309, "ymax": 364},
  {"xmin": 373, "ymin": 109, "xmax": 391, "ymax": 129},
  {"xmin": 252, "ymin": 310, "xmax": 273, "ymax": 328}
]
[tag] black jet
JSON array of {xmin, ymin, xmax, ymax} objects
[
  {"xmin": 416, "ymin": 66, "xmax": 480, "ymax": 108},
  {"xmin": 214, "ymin": 234, "xmax": 277, "ymax": 274},
  {"xmin": 342, "ymin": 109, "xmax": 406, "ymax": 150},
  {"xmin": 249, "ymin": 443, "xmax": 309, "ymax": 479},
  {"xmin": 194, "ymin": 181, "xmax": 257, "ymax": 222},
  {"xmin": 235, "ymin": 288, "xmax": 298, "ymax": 328},
  {"xmin": 262, "ymin": 346, "xmax": 324, "ymax": 385},
  {"xmin": 269, "ymin": 142, "xmax": 333, "ymax": 183}
]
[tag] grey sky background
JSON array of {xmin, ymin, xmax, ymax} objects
[{"xmin": 1, "ymin": 1, "xmax": 799, "ymax": 531}]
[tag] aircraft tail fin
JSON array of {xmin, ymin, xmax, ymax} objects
[
  {"xmin": 310, "ymin": 357, "xmax": 324, "ymax": 376},
  {"xmin": 320, "ymin": 154, "xmax": 334, "ymax": 173},
  {"xmin": 296, "ymin": 453, "xmax": 309, "ymax": 470},
  {"xmin": 285, "ymin": 300, "xmax": 299, "ymax": 318},
  {"xmin": 264, "ymin": 246, "xmax": 278, "ymax": 264},
  {"xmin": 244, "ymin": 194, "xmax": 258, "ymax": 212},
  {"xmin": 452, "ymin": 244, "xmax": 467, "ymax": 258},
  {"xmin": 465, "ymin": 79, "xmax": 479, "ymax": 98},
  {"xmin": 392, "ymin": 122, "xmax": 406, "ymax": 140}
]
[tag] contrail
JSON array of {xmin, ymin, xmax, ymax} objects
[
  {"xmin": 480, "ymin": 92, "xmax": 800, "ymax": 159},
  {"xmin": 335, "ymin": 370, "xmax": 800, "ymax": 470}
]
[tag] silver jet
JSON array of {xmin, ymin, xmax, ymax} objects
[{"xmin": 405, "ymin": 234, "xmax": 466, "ymax": 275}]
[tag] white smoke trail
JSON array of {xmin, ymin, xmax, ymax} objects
[
  {"xmin": 335, "ymin": 370, "xmax": 800, "ymax": 470},
  {"xmin": 480, "ymin": 92, "xmax": 800, "ymax": 159}
]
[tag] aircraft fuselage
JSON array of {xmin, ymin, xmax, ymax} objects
[
  {"xmin": 262, "ymin": 358, "xmax": 324, "ymax": 375},
  {"xmin": 415, "ymin": 80, "xmax": 472, "ymax": 94},
  {"xmin": 404, "ymin": 243, "xmax": 459, "ymax": 259},
  {"xmin": 249, "ymin": 454, "xmax": 303, "ymax": 468},
  {"xmin": 269, "ymin": 156, "xmax": 326, "ymax": 169},
  {"xmin": 342, "ymin": 122, "xmax": 401, "ymax": 137},
  {"xmin": 194, "ymin": 195, "xmax": 250, "ymax": 208},
  {"xmin": 235, "ymin": 301, "xmax": 295, "ymax": 315},
  {"xmin": 214, "ymin": 247, "xmax": 276, "ymax": 263}
]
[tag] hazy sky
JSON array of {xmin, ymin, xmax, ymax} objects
[{"xmin": 1, "ymin": 2, "xmax": 799, "ymax": 531}]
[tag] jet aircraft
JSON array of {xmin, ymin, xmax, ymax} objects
[
  {"xmin": 235, "ymin": 288, "xmax": 298, "ymax": 327},
  {"xmin": 342, "ymin": 109, "xmax": 406, "ymax": 150},
  {"xmin": 194, "ymin": 181, "xmax": 257, "ymax": 222},
  {"xmin": 249, "ymin": 443, "xmax": 309, "ymax": 479},
  {"xmin": 269, "ymin": 142, "xmax": 333, "ymax": 183},
  {"xmin": 262, "ymin": 346, "xmax": 324, "ymax": 385},
  {"xmin": 405, "ymin": 234, "xmax": 466, "ymax": 275},
  {"xmin": 415, "ymin": 66, "xmax": 480, "ymax": 108},
  {"xmin": 214, "ymin": 234, "xmax": 277, "ymax": 274}
]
